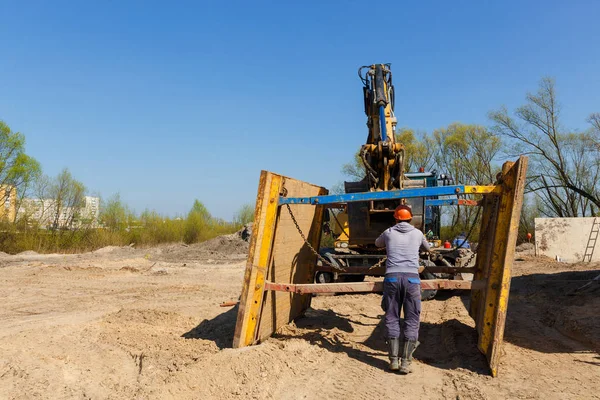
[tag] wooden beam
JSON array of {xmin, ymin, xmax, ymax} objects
[{"xmin": 264, "ymin": 279, "xmax": 481, "ymax": 294}]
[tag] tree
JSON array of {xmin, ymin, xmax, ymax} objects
[
  {"xmin": 589, "ymin": 112, "xmax": 600, "ymax": 133},
  {"xmin": 340, "ymin": 151, "xmax": 365, "ymax": 181},
  {"xmin": 0, "ymin": 120, "xmax": 41, "ymax": 220},
  {"xmin": 48, "ymin": 169, "xmax": 86, "ymax": 230},
  {"xmin": 396, "ymin": 128, "xmax": 436, "ymax": 172},
  {"xmin": 184, "ymin": 200, "xmax": 212, "ymax": 244},
  {"xmin": 100, "ymin": 194, "xmax": 130, "ymax": 231},
  {"xmin": 432, "ymin": 123, "xmax": 502, "ymax": 234},
  {"xmin": 489, "ymin": 77, "xmax": 600, "ymax": 217},
  {"xmin": 518, "ymin": 195, "xmax": 541, "ymax": 243},
  {"xmin": 234, "ymin": 203, "xmax": 255, "ymax": 226},
  {"xmin": 19, "ymin": 174, "xmax": 52, "ymax": 228},
  {"xmin": 190, "ymin": 199, "xmax": 211, "ymax": 221},
  {"xmin": 433, "ymin": 123, "xmax": 501, "ymax": 185}
]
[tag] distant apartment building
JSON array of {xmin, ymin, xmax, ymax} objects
[
  {"xmin": 0, "ymin": 185, "xmax": 17, "ymax": 222},
  {"xmin": 18, "ymin": 196, "xmax": 101, "ymax": 229}
]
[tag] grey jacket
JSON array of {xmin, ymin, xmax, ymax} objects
[{"xmin": 375, "ymin": 222, "xmax": 430, "ymax": 274}]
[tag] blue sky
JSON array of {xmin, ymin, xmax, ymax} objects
[{"xmin": 1, "ymin": 1, "xmax": 599, "ymax": 220}]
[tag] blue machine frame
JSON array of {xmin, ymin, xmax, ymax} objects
[{"xmin": 278, "ymin": 185, "xmax": 492, "ymax": 206}]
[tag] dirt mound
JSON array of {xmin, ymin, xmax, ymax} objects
[
  {"xmin": 516, "ymin": 242, "xmax": 534, "ymax": 252},
  {"xmin": 196, "ymin": 233, "xmax": 249, "ymax": 254},
  {"xmin": 151, "ymin": 233, "xmax": 249, "ymax": 264},
  {"xmin": 92, "ymin": 246, "xmax": 121, "ymax": 254},
  {"xmin": 16, "ymin": 250, "xmax": 38, "ymax": 256}
]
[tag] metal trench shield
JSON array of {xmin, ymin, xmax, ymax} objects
[
  {"xmin": 470, "ymin": 156, "xmax": 528, "ymax": 377},
  {"xmin": 234, "ymin": 157, "xmax": 528, "ymax": 377},
  {"xmin": 233, "ymin": 171, "xmax": 327, "ymax": 348}
]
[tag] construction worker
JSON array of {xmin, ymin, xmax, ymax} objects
[{"xmin": 375, "ymin": 205, "xmax": 430, "ymax": 374}]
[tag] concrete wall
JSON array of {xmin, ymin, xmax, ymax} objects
[{"xmin": 535, "ymin": 217, "xmax": 599, "ymax": 262}]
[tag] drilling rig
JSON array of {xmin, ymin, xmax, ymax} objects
[
  {"xmin": 314, "ymin": 64, "xmax": 475, "ymax": 298},
  {"xmin": 233, "ymin": 63, "xmax": 528, "ymax": 377}
]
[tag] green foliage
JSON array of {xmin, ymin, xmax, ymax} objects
[
  {"xmin": 1, "ymin": 198, "xmax": 238, "ymax": 253},
  {"xmin": 0, "ymin": 120, "xmax": 41, "ymax": 206},
  {"xmin": 132, "ymin": 210, "xmax": 185, "ymax": 245},
  {"xmin": 233, "ymin": 203, "xmax": 255, "ymax": 226},
  {"xmin": 184, "ymin": 199, "xmax": 211, "ymax": 244},
  {"xmin": 433, "ymin": 123, "xmax": 501, "ymax": 185},
  {"xmin": 100, "ymin": 194, "xmax": 130, "ymax": 231},
  {"xmin": 190, "ymin": 199, "xmax": 211, "ymax": 221},
  {"xmin": 184, "ymin": 209, "xmax": 207, "ymax": 244},
  {"xmin": 341, "ymin": 151, "xmax": 365, "ymax": 181},
  {"xmin": 395, "ymin": 128, "xmax": 436, "ymax": 172},
  {"xmin": 181, "ymin": 199, "xmax": 238, "ymax": 245}
]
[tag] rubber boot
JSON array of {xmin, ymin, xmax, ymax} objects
[
  {"xmin": 388, "ymin": 337, "xmax": 400, "ymax": 371},
  {"xmin": 399, "ymin": 340, "xmax": 420, "ymax": 374}
]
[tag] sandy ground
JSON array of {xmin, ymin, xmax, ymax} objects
[{"xmin": 0, "ymin": 238, "xmax": 599, "ymax": 399}]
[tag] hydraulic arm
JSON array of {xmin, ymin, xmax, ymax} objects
[{"xmin": 358, "ymin": 64, "xmax": 405, "ymax": 191}]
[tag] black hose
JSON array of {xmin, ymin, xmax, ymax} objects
[{"xmin": 361, "ymin": 146, "xmax": 378, "ymax": 178}]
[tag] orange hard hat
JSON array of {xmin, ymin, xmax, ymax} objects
[{"xmin": 394, "ymin": 205, "xmax": 412, "ymax": 221}]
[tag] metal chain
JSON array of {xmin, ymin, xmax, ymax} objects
[
  {"xmin": 285, "ymin": 196, "xmax": 499, "ymax": 273},
  {"xmin": 284, "ymin": 204, "xmax": 348, "ymax": 271},
  {"xmin": 369, "ymin": 256, "xmax": 387, "ymax": 270}
]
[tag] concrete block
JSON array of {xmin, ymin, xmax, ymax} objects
[{"xmin": 535, "ymin": 217, "xmax": 598, "ymax": 262}]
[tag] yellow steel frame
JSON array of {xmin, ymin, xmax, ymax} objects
[{"xmin": 233, "ymin": 173, "xmax": 282, "ymax": 347}]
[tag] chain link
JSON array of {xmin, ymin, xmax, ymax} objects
[
  {"xmin": 285, "ymin": 204, "xmax": 348, "ymax": 271},
  {"xmin": 368, "ymin": 256, "xmax": 387, "ymax": 270}
]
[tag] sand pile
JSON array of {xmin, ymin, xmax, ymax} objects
[
  {"xmin": 516, "ymin": 242, "xmax": 534, "ymax": 252},
  {"xmin": 16, "ymin": 250, "xmax": 39, "ymax": 256},
  {"xmin": 152, "ymin": 231, "xmax": 250, "ymax": 264}
]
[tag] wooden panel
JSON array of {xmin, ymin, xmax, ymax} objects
[
  {"xmin": 474, "ymin": 156, "xmax": 528, "ymax": 377},
  {"xmin": 469, "ymin": 193, "xmax": 500, "ymax": 332},
  {"xmin": 233, "ymin": 171, "xmax": 326, "ymax": 347}
]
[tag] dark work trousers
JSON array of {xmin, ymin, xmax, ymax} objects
[{"xmin": 381, "ymin": 272, "xmax": 422, "ymax": 340}]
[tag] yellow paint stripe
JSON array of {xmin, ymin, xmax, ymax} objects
[
  {"xmin": 243, "ymin": 175, "xmax": 281, "ymax": 346},
  {"xmin": 464, "ymin": 185, "xmax": 499, "ymax": 194}
]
